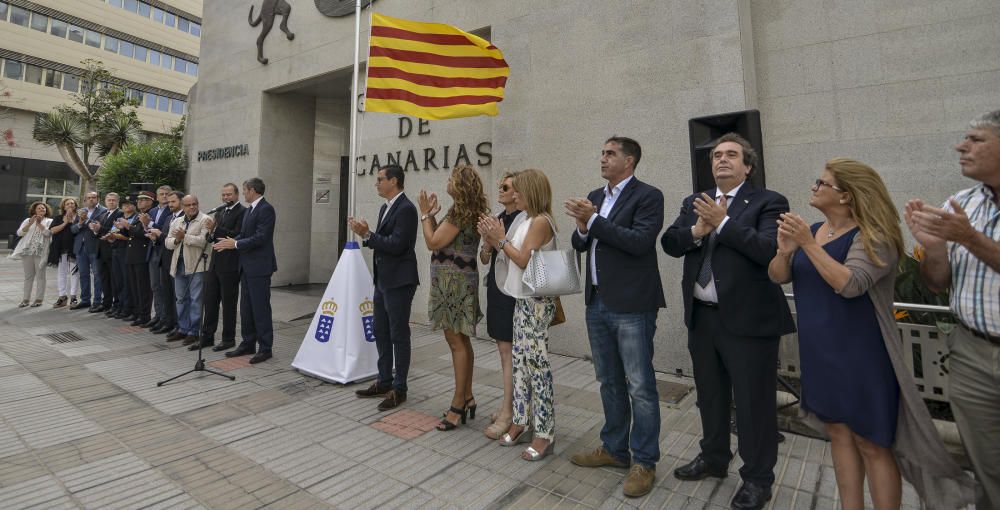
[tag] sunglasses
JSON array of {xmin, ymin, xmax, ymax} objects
[
  {"xmin": 813, "ymin": 179, "xmax": 843, "ymax": 192},
  {"xmin": 499, "ymin": 184, "xmax": 511, "ymax": 192}
]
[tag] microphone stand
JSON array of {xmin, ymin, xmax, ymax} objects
[{"xmin": 158, "ymin": 215, "xmax": 234, "ymax": 386}]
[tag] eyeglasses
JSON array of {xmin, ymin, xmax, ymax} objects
[
  {"xmin": 813, "ymin": 179, "xmax": 843, "ymax": 192},
  {"xmin": 499, "ymin": 184, "xmax": 511, "ymax": 192}
]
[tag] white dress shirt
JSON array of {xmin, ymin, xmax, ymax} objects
[
  {"xmin": 692, "ymin": 180, "xmax": 746, "ymax": 303},
  {"xmin": 576, "ymin": 175, "xmax": 633, "ymax": 286},
  {"xmin": 235, "ymin": 196, "xmax": 264, "ymax": 249}
]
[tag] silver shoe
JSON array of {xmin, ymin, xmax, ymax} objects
[
  {"xmin": 523, "ymin": 440, "xmax": 555, "ymax": 461},
  {"xmin": 499, "ymin": 428, "xmax": 531, "ymax": 447}
]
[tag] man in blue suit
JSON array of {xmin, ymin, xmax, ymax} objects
[
  {"xmin": 70, "ymin": 191, "xmax": 106, "ymax": 311},
  {"xmin": 214, "ymin": 177, "xmax": 277, "ymax": 364},
  {"xmin": 661, "ymin": 133, "xmax": 795, "ymax": 510},
  {"xmin": 566, "ymin": 137, "xmax": 666, "ymax": 498},
  {"xmin": 348, "ymin": 164, "xmax": 419, "ymax": 412},
  {"xmin": 140, "ymin": 185, "xmax": 174, "ymax": 330}
]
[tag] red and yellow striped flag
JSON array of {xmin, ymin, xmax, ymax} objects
[{"xmin": 365, "ymin": 13, "xmax": 510, "ymax": 121}]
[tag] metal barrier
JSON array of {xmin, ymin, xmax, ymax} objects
[{"xmin": 778, "ymin": 294, "xmax": 953, "ymax": 403}]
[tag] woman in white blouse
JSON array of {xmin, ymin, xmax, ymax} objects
[{"xmin": 10, "ymin": 201, "xmax": 53, "ymax": 307}]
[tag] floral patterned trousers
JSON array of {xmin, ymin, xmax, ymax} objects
[{"xmin": 512, "ymin": 296, "xmax": 557, "ymax": 439}]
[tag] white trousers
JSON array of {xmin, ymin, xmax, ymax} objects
[
  {"xmin": 21, "ymin": 254, "xmax": 46, "ymax": 301},
  {"xmin": 57, "ymin": 254, "xmax": 80, "ymax": 298}
]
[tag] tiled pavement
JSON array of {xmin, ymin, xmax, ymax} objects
[{"xmin": 0, "ymin": 258, "xmax": 940, "ymax": 509}]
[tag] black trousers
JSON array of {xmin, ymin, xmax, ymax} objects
[
  {"xmin": 159, "ymin": 253, "xmax": 177, "ymax": 327},
  {"xmin": 127, "ymin": 262, "xmax": 151, "ymax": 322},
  {"xmin": 688, "ymin": 301, "xmax": 779, "ymax": 486},
  {"xmin": 373, "ymin": 284, "xmax": 417, "ymax": 394},
  {"xmin": 98, "ymin": 253, "xmax": 115, "ymax": 309},
  {"xmin": 112, "ymin": 249, "xmax": 130, "ymax": 314},
  {"xmin": 238, "ymin": 274, "xmax": 273, "ymax": 353},
  {"xmin": 201, "ymin": 269, "xmax": 240, "ymax": 343}
]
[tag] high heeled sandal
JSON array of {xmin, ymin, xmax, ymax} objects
[
  {"xmin": 441, "ymin": 397, "xmax": 477, "ymax": 420},
  {"xmin": 484, "ymin": 418, "xmax": 512, "ymax": 440},
  {"xmin": 499, "ymin": 427, "xmax": 531, "ymax": 446},
  {"xmin": 436, "ymin": 406, "xmax": 467, "ymax": 431},
  {"xmin": 522, "ymin": 440, "xmax": 555, "ymax": 461}
]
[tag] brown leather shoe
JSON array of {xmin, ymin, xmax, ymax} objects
[
  {"xmin": 165, "ymin": 331, "xmax": 186, "ymax": 342},
  {"xmin": 377, "ymin": 390, "xmax": 406, "ymax": 411},
  {"xmin": 355, "ymin": 382, "xmax": 390, "ymax": 399},
  {"xmin": 622, "ymin": 464, "xmax": 655, "ymax": 498},
  {"xmin": 182, "ymin": 335, "xmax": 199, "ymax": 346},
  {"xmin": 570, "ymin": 446, "xmax": 629, "ymax": 468}
]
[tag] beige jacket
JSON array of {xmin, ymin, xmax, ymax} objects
[{"xmin": 165, "ymin": 212, "xmax": 213, "ymax": 276}]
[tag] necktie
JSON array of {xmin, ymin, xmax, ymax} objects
[
  {"xmin": 696, "ymin": 194, "xmax": 730, "ymax": 288},
  {"xmin": 376, "ymin": 203, "xmax": 388, "ymax": 231}
]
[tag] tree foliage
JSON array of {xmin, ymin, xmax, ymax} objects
[
  {"xmin": 32, "ymin": 60, "xmax": 143, "ymax": 196},
  {"xmin": 97, "ymin": 136, "xmax": 186, "ymax": 198}
]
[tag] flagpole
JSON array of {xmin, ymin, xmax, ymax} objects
[{"xmin": 347, "ymin": 0, "xmax": 362, "ymax": 232}]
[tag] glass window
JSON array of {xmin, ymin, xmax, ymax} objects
[
  {"xmin": 160, "ymin": 54, "xmax": 171, "ymax": 70},
  {"xmin": 9, "ymin": 5, "xmax": 28, "ymax": 26},
  {"xmin": 104, "ymin": 36, "xmax": 118, "ymax": 53},
  {"xmin": 123, "ymin": 0, "xmax": 138, "ymax": 13},
  {"xmin": 50, "ymin": 18, "xmax": 67, "ymax": 38},
  {"xmin": 145, "ymin": 93, "xmax": 157, "ymax": 109},
  {"xmin": 0, "ymin": 3, "xmax": 8, "ymax": 22},
  {"xmin": 132, "ymin": 89, "xmax": 144, "ymax": 103},
  {"xmin": 133, "ymin": 45, "xmax": 147, "ymax": 62},
  {"xmin": 190, "ymin": 22, "xmax": 200, "ymax": 37},
  {"xmin": 44, "ymin": 69, "xmax": 62, "ymax": 88},
  {"xmin": 152, "ymin": 7, "xmax": 164, "ymax": 23},
  {"xmin": 62, "ymin": 74, "xmax": 80, "ymax": 92},
  {"xmin": 164, "ymin": 12, "xmax": 175, "ymax": 27},
  {"xmin": 109, "ymin": 0, "xmax": 123, "ymax": 7},
  {"xmin": 170, "ymin": 98, "xmax": 184, "ymax": 114},
  {"xmin": 29, "ymin": 12, "xmax": 47, "ymax": 32},
  {"xmin": 157, "ymin": 96, "xmax": 168, "ymax": 112},
  {"xmin": 119, "ymin": 40, "xmax": 133, "ymax": 58},
  {"xmin": 85, "ymin": 30, "xmax": 100, "ymax": 47},
  {"xmin": 65, "ymin": 180, "xmax": 79, "ymax": 197},
  {"xmin": 178, "ymin": 17, "xmax": 189, "ymax": 33},
  {"xmin": 67, "ymin": 25, "xmax": 84, "ymax": 43},
  {"xmin": 187, "ymin": 62, "xmax": 198, "ymax": 76},
  {"xmin": 45, "ymin": 197, "xmax": 63, "ymax": 211},
  {"xmin": 137, "ymin": 2, "xmax": 150, "ymax": 17},
  {"xmin": 148, "ymin": 50, "xmax": 160, "ymax": 66},
  {"xmin": 24, "ymin": 64, "xmax": 43, "ymax": 85},
  {"xmin": 26, "ymin": 177, "xmax": 45, "ymax": 195},
  {"xmin": 174, "ymin": 58, "xmax": 186, "ymax": 73},
  {"xmin": 3, "ymin": 59, "xmax": 23, "ymax": 80}
]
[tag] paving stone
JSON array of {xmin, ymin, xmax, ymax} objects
[{"xmin": 0, "ymin": 474, "xmax": 74, "ymax": 508}]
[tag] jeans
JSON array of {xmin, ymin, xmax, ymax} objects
[
  {"xmin": 77, "ymin": 250, "xmax": 101, "ymax": 304},
  {"xmin": 585, "ymin": 293, "xmax": 661, "ymax": 468},
  {"xmin": 174, "ymin": 264, "xmax": 205, "ymax": 336}
]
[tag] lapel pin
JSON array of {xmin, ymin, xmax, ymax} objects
[{"xmin": 744, "ymin": 199, "xmax": 749, "ymax": 204}]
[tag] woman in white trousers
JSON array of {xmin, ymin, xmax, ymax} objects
[{"xmin": 10, "ymin": 201, "xmax": 53, "ymax": 307}]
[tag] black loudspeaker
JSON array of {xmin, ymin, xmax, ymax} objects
[
  {"xmin": 128, "ymin": 182, "xmax": 156, "ymax": 194},
  {"xmin": 688, "ymin": 110, "xmax": 765, "ymax": 194}
]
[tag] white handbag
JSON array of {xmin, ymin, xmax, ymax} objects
[{"xmin": 521, "ymin": 220, "xmax": 582, "ymax": 297}]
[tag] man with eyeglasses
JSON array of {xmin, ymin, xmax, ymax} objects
[
  {"xmin": 661, "ymin": 133, "xmax": 794, "ymax": 510},
  {"xmin": 348, "ymin": 164, "xmax": 419, "ymax": 412},
  {"xmin": 905, "ymin": 109, "xmax": 1000, "ymax": 509}
]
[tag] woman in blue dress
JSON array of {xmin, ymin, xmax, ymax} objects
[{"xmin": 768, "ymin": 159, "xmax": 974, "ymax": 509}]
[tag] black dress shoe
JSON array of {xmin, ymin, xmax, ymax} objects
[
  {"xmin": 182, "ymin": 335, "xmax": 199, "ymax": 346},
  {"xmin": 731, "ymin": 482, "xmax": 771, "ymax": 510},
  {"xmin": 88, "ymin": 305, "xmax": 103, "ymax": 313},
  {"xmin": 130, "ymin": 318, "xmax": 148, "ymax": 327},
  {"xmin": 249, "ymin": 352, "xmax": 272, "ymax": 364},
  {"xmin": 140, "ymin": 318, "xmax": 159, "ymax": 329},
  {"xmin": 674, "ymin": 454, "xmax": 728, "ymax": 481},
  {"xmin": 121, "ymin": 315, "xmax": 137, "ymax": 322},
  {"xmin": 377, "ymin": 390, "xmax": 406, "ymax": 411},
  {"xmin": 151, "ymin": 323, "xmax": 173, "ymax": 334},
  {"xmin": 212, "ymin": 342, "xmax": 235, "ymax": 352},
  {"xmin": 105, "ymin": 309, "xmax": 117, "ymax": 317},
  {"xmin": 71, "ymin": 301, "xmax": 91, "ymax": 310},
  {"xmin": 188, "ymin": 340, "xmax": 214, "ymax": 351},
  {"xmin": 225, "ymin": 346, "xmax": 256, "ymax": 358},
  {"xmin": 355, "ymin": 382, "xmax": 391, "ymax": 399},
  {"xmin": 165, "ymin": 331, "xmax": 186, "ymax": 342}
]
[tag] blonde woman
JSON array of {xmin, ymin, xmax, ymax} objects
[
  {"xmin": 479, "ymin": 168, "xmax": 558, "ymax": 461},
  {"xmin": 420, "ymin": 165, "xmax": 491, "ymax": 431},
  {"xmin": 768, "ymin": 158, "xmax": 975, "ymax": 509},
  {"xmin": 47, "ymin": 197, "xmax": 81, "ymax": 308},
  {"xmin": 11, "ymin": 201, "xmax": 53, "ymax": 307}
]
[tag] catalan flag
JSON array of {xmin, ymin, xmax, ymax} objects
[{"xmin": 365, "ymin": 13, "xmax": 510, "ymax": 121}]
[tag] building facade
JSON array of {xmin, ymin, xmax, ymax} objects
[
  {"xmin": 186, "ymin": 0, "xmax": 1000, "ymax": 374},
  {"xmin": 0, "ymin": 0, "xmax": 199, "ymax": 236}
]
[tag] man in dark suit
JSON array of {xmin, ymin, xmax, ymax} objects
[
  {"xmin": 142, "ymin": 185, "xmax": 173, "ymax": 330},
  {"xmin": 124, "ymin": 192, "xmax": 154, "ymax": 326},
  {"xmin": 566, "ymin": 137, "xmax": 665, "ymax": 498},
  {"xmin": 348, "ymin": 164, "xmax": 419, "ymax": 412},
  {"xmin": 109, "ymin": 196, "xmax": 137, "ymax": 320},
  {"xmin": 661, "ymin": 133, "xmax": 795, "ymax": 510},
  {"xmin": 199, "ymin": 183, "xmax": 245, "ymax": 351},
  {"xmin": 70, "ymin": 191, "xmax": 106, "ymax": 311},
  {"xmin": 151, "ymin": 191, "xmax": 185, "ymax": 335},
  {"xmin": 214, "ymin": 177, "xmax": 276, "ymax": 364},
  {"xmin": 96, "ymin": 193, "xmax": 124, "ymax": 316}
]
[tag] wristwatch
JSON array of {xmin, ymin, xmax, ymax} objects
[
  {"xmin": 420, "ymin": 213, "xmax": 433, "ymax": 222},
  {"xmin": 496, "ymin": 239, "xmax": 509, "ymax": 250},
  {"xmin": 363, "ymin": 232, "xmax": 372, "ymax": 242}
]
